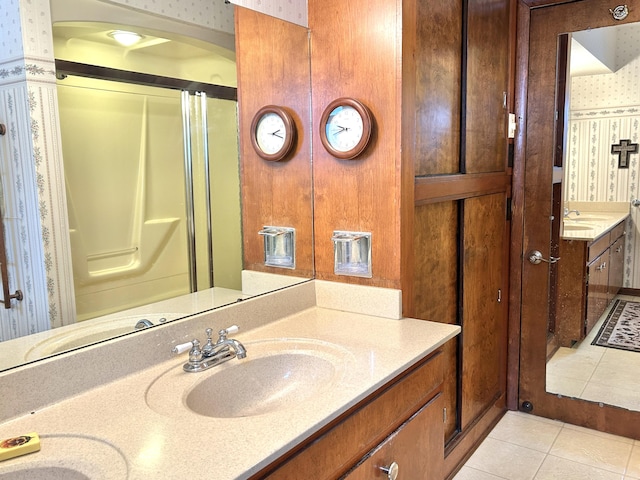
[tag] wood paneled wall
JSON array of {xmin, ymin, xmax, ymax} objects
[
  {"xmin": 309, "ymin": 0, "xmax": 405, "ymax": 288},
  {"xmin": 236, "ymin": 8, "xmax": 314, "ymax": 278}
]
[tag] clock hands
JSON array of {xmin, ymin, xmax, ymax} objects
[{"xmin": 269, "ymin": 129, "xmax": 284, "ymax": 139}]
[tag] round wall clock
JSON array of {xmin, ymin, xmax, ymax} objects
[
  {"xmin": 250, "ymin": 105, "xmax": 297, "ymax": 162},
  {"xmin": 319, "ymin": 98, "xmax": 373, "ymax": 160}
]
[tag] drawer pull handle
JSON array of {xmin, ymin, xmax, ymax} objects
[{"xmin": 380, "ymin": 461, "xmax": 399, "ymax": 480}]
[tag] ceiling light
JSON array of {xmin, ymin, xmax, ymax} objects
[{"xmin": 109, "ymin": 30, "xmax": 143, "ymax": 47}]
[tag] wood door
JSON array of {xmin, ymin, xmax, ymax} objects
[
  {"xmin": 515, "ymin": 0, "xmax": 640, "ymax": 438},
  {"xmin": 461, "ymin": 193, "xmax": 507, "ymax": 430}
]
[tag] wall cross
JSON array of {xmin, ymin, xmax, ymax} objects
[{"xmin": 611, "ymin": 139, "xmax": 639, "ymax": 169}]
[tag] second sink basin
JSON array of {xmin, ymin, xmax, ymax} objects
[{"xmin": 146, "ymin": 338, "xmax": 353, "ymax": 419}]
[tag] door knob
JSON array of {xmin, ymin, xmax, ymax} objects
[
  {"xmin": 380, "ymin": 461, "xmax": 399, "ymax": 480},
  {"xmin": 528, "ymin": 250, "xmax": 560, "ymax": 265}
]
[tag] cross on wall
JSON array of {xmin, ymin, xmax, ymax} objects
[{"xmin": 611, "ymin": 139, "xmax": 639, "ymax": 168}]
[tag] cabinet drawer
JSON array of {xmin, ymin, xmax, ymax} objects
[
  {"xmin": 611, "ymin": 221, "xmax": 626, "ymax": 242},
  {"xmin": 255, "ymin": 350, "xmax": 444, "ymax": 480},
  {"xmin": 588, "ymin": 234, "xmax": 611, "ymax": 263},
  {"xmin": 342, "ymin": 393, "xmax": 444, "ymax": 480}
]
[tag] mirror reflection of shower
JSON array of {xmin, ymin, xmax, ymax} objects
[{"xmin": 54, "ymin": 23, "xmax": 242, "ymax": 322}]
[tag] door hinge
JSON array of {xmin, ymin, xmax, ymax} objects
[
  {"xmin": 443, "ymin": 407, "xmax": 447, "ymax": 423},
  {"xmin": 506, "ymin": 197, "xmax": 512, "ymax": 221},
  {"xmin": 497, "ymin": 289, "xmax": 502, "ymax": 303}
]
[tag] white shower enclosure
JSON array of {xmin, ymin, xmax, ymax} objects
[{"xmin": 57, "ymin": 73, "xmax": 242, "ymax": 321}]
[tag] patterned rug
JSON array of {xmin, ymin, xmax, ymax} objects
[{"xmin": 592, "ymin": 300, "xmax": 640, "ymax": 352}]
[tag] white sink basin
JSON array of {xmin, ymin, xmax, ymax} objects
[
  {"xmin": 0, "ymin": 434, "xmax": 128, "ymax": 480},
  {"xmin": 566, "ymin": 215, "xmax": 611, "ymax": 223},
  {"xmin": 146, "ymin": 338, "xmax": 353, "ymax": 418},
  {"xmin": 0, "ymin": 467, "xmax": 90, "ymax": 479},
  {"xmin": 25, "ymin": 313, "xmax": 185, "ymax": 360},
  {"xmin": 563, "ymin": 223, "xmax": 595, "ymax": 232}
]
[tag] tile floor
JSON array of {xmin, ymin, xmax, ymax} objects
[
  {"xmin": 546, "ymin": 294, "xmax": 640, "ymax": 411},
  {"xmin": 454, "ymin": 411, "xmax": 640, "ymax": 479}
]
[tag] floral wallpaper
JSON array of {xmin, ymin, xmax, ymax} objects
[
  {"xmin": 228, "ymin": 0, "xmax": 308, "ymax": 27},
  {"xmin": 566, "ymin": 28, "xmax": 640, "ymax": 289}
]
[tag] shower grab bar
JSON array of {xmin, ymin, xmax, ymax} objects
[{"xmin": 0, "ymin": 206, "xmax": 23, "ymax": 309}]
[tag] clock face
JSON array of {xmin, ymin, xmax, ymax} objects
[
  {"xmin": 255, "ymin": 112, "xmax": 287, "ymax": 155},
  {"xmin": 319, "ymin": 98, "xmax": 372, "ymax": 160},
  {"xmin": 325, "ymin": 105, "xmax": 365, "ymax": 152},
  {"xmin": 250, "ymin": 106, "xmax": 296, "ymax": 161}
]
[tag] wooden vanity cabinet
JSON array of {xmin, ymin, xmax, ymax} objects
[
  {"xmin": 251, "ymin": 350, "xmax": 445, "ymax": 480},
  {"xmin": 556, "ymin": 221, "xmax": 626, "ymax": 346}
]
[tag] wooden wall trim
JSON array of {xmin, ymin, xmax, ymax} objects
[{"xmin": 414, "ymin": 172, "xmax": 511, "ymax": 205}]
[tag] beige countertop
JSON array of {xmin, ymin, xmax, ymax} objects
[
  {"xmin": 561, "ymin": 201, "xmax": 630, "ymax": 242},
  {"xmin": 0, "ymin": 296, "xmax": 459, "ymax": 479}
]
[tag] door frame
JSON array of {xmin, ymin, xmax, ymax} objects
[{"xmin": 510, "ymin": 0, "xmax": 640, "ymax": 438}]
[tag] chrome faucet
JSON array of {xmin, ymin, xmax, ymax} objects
[
  {"xmin": 173, "ymin": 325, "xmax": 247, "ymax": 373},
  {"xmin": 135, "ymin": 318, "xmax": 154, "ymax": 329},
  {"xmin": 563, "ymin": 207, "xmax": 580, "ymax": 218}
]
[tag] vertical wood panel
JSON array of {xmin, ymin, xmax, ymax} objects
[
  {"xmin": 310, "ymin": 0, "xmax": 402, "ymax": 288},
  {"xmin": 412, "ymin": 202, "xmax": 459, "ymax": 441},
  {"xmin": 414, "ymin": 0, "xmax": 463, "ymax": 176},
  {"xmin": 461, "ymin": 193, "xmax": 506, "ymax": 429},
  {"xmin": 465, "ymin": 0, "xmax": 510, "ymax": 173},
  {"xmin": 236, "ymin": 8, "xmax": 314, "ymax": 278}
]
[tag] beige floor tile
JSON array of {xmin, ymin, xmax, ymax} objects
[
  {"xmin": 581, "ymin": 382, "xmax": 640, "ymax": 411},
  {"xmin": 549, "ymin": 428, "xmax": 633, "ymax": 474},
  {"xmin": 534, "ymin": 455, "xmax": 624, "ymax": 479},
  {"xmin": 547, "ymin": 347, "xmax": 604, "ymax": 381},
  {"xmin": 489, "ymin": 411, "xmax": 562, "ymax": 453},
  {"xmin": 627, "ymin": 444, "xmax": 640, "ymax": 478},
  {"xmin": 453, "ymin": 466, "xmax": 507, "ymax": 479},
  {"xmin": 562, "ymin": 423, "xmax": 635, "ymax": 445},
  {"xmin": 546, "ymin": 373, "xmax": 588, "ymax": 398},
  {"xmin": 465, "ymin": 437, "xmax": 546, "ymax": 480}
]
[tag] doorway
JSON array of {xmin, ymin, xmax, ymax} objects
[{"xmin": 515, "ymin": 0, "xmax": 640, "ymax": 439}]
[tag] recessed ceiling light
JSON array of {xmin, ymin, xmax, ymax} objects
[{"xmin": 109, "ymin": 30, "xmax": 143, "ymax": 47}]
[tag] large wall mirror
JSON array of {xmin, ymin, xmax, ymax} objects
[
  {"xmin": 545, "ymin": 21, "xmax": 640, "ymax": 412},
  {"xmin": 0, "ymin": 0, "xmax": 313, "ymax": 372},
  {"xmin": 518, "ymin": 0, "xmax": 640, "ymax": 439}
]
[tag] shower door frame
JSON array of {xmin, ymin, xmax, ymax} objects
[{"xmin": 56, "ymin": 59, "xmax": 238, "ymax": 301}]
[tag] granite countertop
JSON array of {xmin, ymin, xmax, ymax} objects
[
  {"xmin": 0, "ymin": 306, "xmax": 459, "ymax": 479},
  {"xmin": 561, "ymin": 201, "xmax": 630, "ymax": 242}
]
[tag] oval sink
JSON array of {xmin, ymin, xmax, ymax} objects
[
  {"xmin": 563, "ymin": 224, "xmax": 595, "ymax": 231},
  {"xmin": 146, "ymin": 338, "xmax": 353, "ymax": 419},
  {"xmin": 187, "ymin": 352, "xmax": 337, "ymax": 418},
  {"xmin": 0, "ymin": 434, "xmax": 128, "ymax": 480},
  {"xmin": 25, "ymin": 313, "xmax": 185, "ymax": 360},
  {"xmin": 0, "ymin": 467, "xmax": 90, "ymax": 480},
  {"xmin": 571, "ymin": 215, "xmax": 611, "ymax": 222}
]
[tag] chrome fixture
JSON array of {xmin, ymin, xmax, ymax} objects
[
  {"xmin": 609, "ymin": 4, "xmax": 629, "ymax": 21},
  {"xmin": 134, "ymin": 318, "xmax": 154, "ymax": 329},
  {"xmin": 563, "ymin": 207, "xmax": 580, "ymax": 218},
  {"xmin": 172, "ymin": 325, "xmax": 246, "ymax": 373},
  {"xmin": 528, "ymin": 250, "xmax": 560, "ymax": 265},
  {"xmin": 632, "ymin": 198, "xmax": 640, "ymax": 207}
]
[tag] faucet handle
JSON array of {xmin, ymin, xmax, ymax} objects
[
  {"xmin": 224, "ymin": 325, "xmax": 239, "ymax": 335},
  {"xmin": 172, "ymin": 341, "xmax": 194, "ymax": 355}
]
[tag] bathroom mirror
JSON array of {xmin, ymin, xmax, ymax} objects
[
  {"xmin": 0, "ymin": 0, "xmax": 313, "ymax": 371},
  {"xmin": 544, "ymin": 21, "xmax": 640, "ymax": 412}
]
